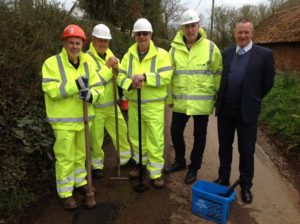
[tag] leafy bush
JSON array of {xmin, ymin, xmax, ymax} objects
[
  {"xmin": 0, "ymin": 0, "xmax": 84, "ymax": 220},
  {"xmin": 0, "ymin": 0, "xmax": 171, "ymax": 221},
  {"xmin": 260, "ymin": 72, "xmax": 300, "ymax": 151}
]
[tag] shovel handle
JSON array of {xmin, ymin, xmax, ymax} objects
[
  {"xmin": 219, "ymin": 179, "xmax": 240, "ymax": 197},
  {"xmin": 137, "ymin": 88, "xmax": 143, "ymax": 184},
  {"xmin": 83, "ymin": 101, "xmax": 96, "ymax": 207},
  {"xmin": 112, "ymin": 70, "xmax": 121, "ymax": 177}
]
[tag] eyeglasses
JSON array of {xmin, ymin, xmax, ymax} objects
[{"xmin": 136, "ymin": 32, "xmax": 150, "ymax": 37}]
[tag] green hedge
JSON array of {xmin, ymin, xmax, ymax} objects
[
  {"xmin": 0, "ymin": 1, "xmax": 170, "ymax": 221},
  {"xmin": 260, "ymin": 72, "xmax": 300, "ymax": 151},
  {"xmin": 0, "ymin": 1, "xmax": 131, "ymax": 221}
]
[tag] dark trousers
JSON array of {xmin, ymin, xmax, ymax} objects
[
  {"xmin": 217, "ymin": 105, "xmax": 257, "ymax": 188},
  {"xmin": 171, "ymin": 112, "xmax": 209, "ymax": 171}
]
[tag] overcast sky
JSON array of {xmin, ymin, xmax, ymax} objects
[
  {"xmin": 62, "ymin": 0, "xmax": 269, "ymax": 13},
  {"xmin": 182, "ymin": 0, "xmax": 269, "ymax": 25},
  {"xmin": 182, "ymin": 0, "xmax": 269, "ymax": 14},
  {"xmin": 61, "ymin": 0, "xmax": 269, "ymax": 25}
]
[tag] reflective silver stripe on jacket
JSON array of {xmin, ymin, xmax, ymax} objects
[
  {"xmin": 83, "ymin": 62, "xmax": 90, "ymax": 78},
  {"xmin": 48, "ymin": 115, "xmax": 95, "ymax": 123},
  {"xmin": 119, "ymin": 69, "xmax": 127, "ymax": 75},
  {"xmin": 128, "ymin": 96, "xmax": 167, "ymax": 104},
  {"xmin": 173, "ymin": 95, "xmax": 215, "ymax": 100},
  {"xmin": 91, "ymin": 80, "xmax": 105, "ymax": 88},
  {"xmin": 87, "ymin": 51, "xmax": 111, "ymax": 85},
  {"xmin": 86, "ymin": 51, "xmax": 102, "ymax": 71},
  {"xmin": 93, "ymin": 78, "xmax": 113, "ymax": 87},
  {"xmin": 55, "ymin": 55, "xmax": 90, "ymax": 97},
  {"xmin": 157, "ymin": 66, "xmax": 172, "ymax": 73},
  {"xmin": 97, "ymin": 73, "xmax": 106, "ymax": 85},
  {"xmin": 120, "ymin": 77, "xmax": 127, "ymax": 89},
  {"xmin": 149, "ymin": 55, "xmax": 161, "ymax": 87},
  {"xmin": 42, "ymin": 78, "xmax": 60, "ymax": 83},
  {"xmin": 172, "ymin": 41, "xmax": 215, "ymax": 75},
  {"xmin": 175, "ymin": 69, "xmax": 212, "ymax": 75},
  {"xmin": 56, "ymin": 175, "xmax": 74, "ymax": 185},
  {"xmin": 94, "ymin": 101, "xmax": 114, "ymax": 108},
  {"xmin": 155, "ymin": 65, "xmax": 173, "ymax": 87},
  {"xmin": 215, "ymin": 70, "xmax": 222, "ymax": 76},
  {"xmin": 150, "ymin": 55, "xmax": 156, "ymax": 72},
  {"xmin": 208, "ymin": 41, "xmax": 214, "ymax": 65},
  {"xmin": 93, "ymin": 88, "xmax": 101, "ymax": 102},
  {"xmin": 128, "ymin": 54, "xmax": 134, "ymax": 78},
  {"xmin": 171, "ymin": 47, "xmax": 176, "ymax": 69},
  {"xmin": 56, "ymin": 54, "xmax": 68, "ymax": 98}
]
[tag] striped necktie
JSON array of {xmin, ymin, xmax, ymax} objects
[{"xmin": 237, "ymin": 48, "xmax": 245, "ymax": 56}]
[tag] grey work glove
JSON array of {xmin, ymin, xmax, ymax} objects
[
  {"xmin": 79, "ymin": 88, "xmax": 93, "ymax": 103},
  {"xmin": 75, "ymin": 76, "xmax": 89, "ymax": 90}
]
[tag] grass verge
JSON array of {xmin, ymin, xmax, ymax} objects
[{"xmin": 259, "ymin": 72, "xmax": 300, "ymax": 152}]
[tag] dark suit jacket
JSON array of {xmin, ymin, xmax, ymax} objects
[{"xmin": 215, "ymin": 44, "xmax": 275, "ymax": 124}]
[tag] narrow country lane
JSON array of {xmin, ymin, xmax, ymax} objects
[
  {"xmin": 28, "ymin": 107, "xmax": 300, "ymax": 224},
  {"xmin": 165, "ymin": 107, "xmax": 300, "ymax": 224}
]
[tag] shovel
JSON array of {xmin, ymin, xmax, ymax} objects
[
  {"xmin": 218, "ymin": 179, "xmax": 240, "ymax": 197},
  {"xmin": 132, "ymin": 88, "xmax": 148, "ymax": 192},
  {"xmin": 110, "ymin": 68, "xmax": 128, "ymax": 180},
  {"xmin": 83, "ymin": 101, "xmax": 96, "ymax": 208}
]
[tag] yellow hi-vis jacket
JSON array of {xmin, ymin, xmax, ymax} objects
[
  {"xmin": 118, "ymin": 40, "xmax": 173, "ymax": 102},
  {"xmin": 42, "ymin": 48, "xmax": 104, "ymax": 130},
  {"xmin": 86, "ymin": 43, "xmax": 116, "ymax": 108},
  {"xmin": 169, "ymin": 28, "xmax": 222, "ymax": 115}
]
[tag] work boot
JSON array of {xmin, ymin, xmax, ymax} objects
[
  {"xmin": 184, "ymin": 169, "xmax": 198, "ymax": 184},
  {"xmin": 60, "ymin": 196, "xmax": 77, "ymax": 210},
  {"xmin": 152, "ymin": 177, "xmax": 165, "ymax": 189},
  {"xmin": 76, "ymin": 184, "xmax": 96, "ymax": 195},
  {"xmin": 128, "ymin": 165, "xmax": 146, "ymax": 179},
  {"xmin": 92, "ymin": 169, "xmax": 104, "ymax": 179}
]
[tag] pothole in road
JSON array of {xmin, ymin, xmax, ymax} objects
[{"xmin": 72, "ymin": 203, "xmax": 118, "ymax": 224}]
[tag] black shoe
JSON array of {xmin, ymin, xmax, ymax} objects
[
  {"xmin": 184, "ymin": 169, "xmax": 197, "ymax": 184},
  {"xmin": 213, "ymin": 178, "xmax": 230, "ymax": 186},
  {"xmin": 92, "ymin": 169, "xmax": 104, "ymax": 179},
  {"xmin": 164, "ymin": 162, "xmax": 186, "ymax": 173},
  {"xmin": 241, "ymin": 187, "xmax": 253, "ymax": 204}
]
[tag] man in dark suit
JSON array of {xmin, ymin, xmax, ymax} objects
[{"xmin": 214, "ymin": 18, "xmax": 275, "ymax": 203}]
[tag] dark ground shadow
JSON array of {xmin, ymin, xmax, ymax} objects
[{"xmin": 73, "ymin": 203, "xmax": 118, "ymax": 224}]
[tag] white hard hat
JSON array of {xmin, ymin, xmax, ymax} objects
[
  {"xmin": 132, "ymin": 18, "xmax": 153, "ymax": 33},
  {"xmin": 181, "ymin": 9, "xmax": 200, "ymax": 25},
  {"xmin": 92, "ymin": 24, "xmax": 112, "ymax": 39}
]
